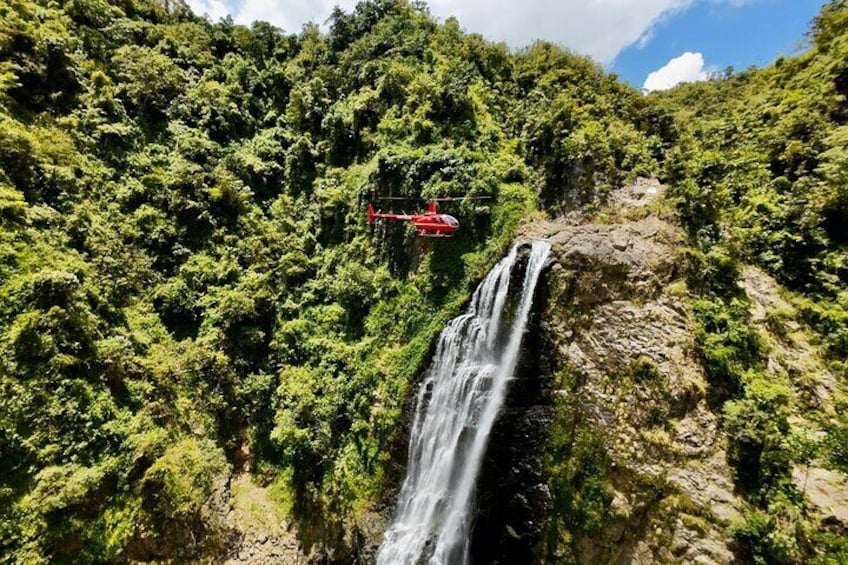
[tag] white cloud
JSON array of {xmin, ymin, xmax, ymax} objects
[
  {"xmin": 428, "ymin": 0, "xmax": 693, "ymax": 63},
  {"xmin": 186, "ymin": 0, "xmax": 230, "ymax": 22},
  {"xmin": 237, "ymin": 0, "xmax": 359, "ymax": 33},
  {"xmin": 186, "ymin": 0, "xmax": 359, "ymax": 34},
  {"xmin": 184, "ymin": 1, "xmax": 750, "ymax": 64},
  {"xmin": 642, "ymin": 51, "xmax": 709, "ymax": 91}
]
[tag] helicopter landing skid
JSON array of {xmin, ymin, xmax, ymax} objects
[{"xmin": 418, "ymin": 232, "xmax": 453, "ymax": 238}]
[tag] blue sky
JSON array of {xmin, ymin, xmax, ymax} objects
[
  {"xmin": 186, "ymin": 0, "xmax": 826, "ymax": 91},
  {"xmin": 613, "ymin": 0, "xmax": 823, "ymax": 89}
]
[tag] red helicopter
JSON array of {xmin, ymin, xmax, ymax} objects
[
  {"xmin": 366, "ymin": 197, "xmax": 489, "ymax": 238},
  {"xmin": 367, "ymin": 201, "xmax": 459, "ymax": 238}
]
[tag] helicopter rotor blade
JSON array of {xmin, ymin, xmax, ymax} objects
[
  {"xmin": 376, "ymin": 195, "xmax": 493, "ymax": 201},
  {"xmin": 431, "ymin": 196, "xmax": 492, "ymax": 201}
]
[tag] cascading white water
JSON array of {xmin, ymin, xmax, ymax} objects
[{"xmin": 377, "ymin": 240, "xmax": 551, "ymax": 565}]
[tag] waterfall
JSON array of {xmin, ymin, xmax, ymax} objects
[{"xmin": 377, "ymin": 240, "xmax": 551, "ymax": 565}]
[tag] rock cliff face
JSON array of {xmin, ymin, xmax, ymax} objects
[
  {"xmin": 480, "ymin": 179, "xmax": 748, "ymax": 564},
  {"xmin": 469, "ymin": 248, "xmax": 556, "ymax": 564},
  {"xmin": 549, "ymin": 209, "xmax": 738, "ymax": 561},
  {"xmin": 469, "ymin": 178, "xmax": 848, "ymax": 564}
]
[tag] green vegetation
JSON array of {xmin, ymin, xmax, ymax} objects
[
  {"xmin": 541, "ymin": 376, "xmax": 614, "ymax": 563},
  {"xmin": 0, "ymin": 0, "xmax": 662, "ymax": 561},
  {"xmin": 2, "ymin": 0, "xmax": 847, "ymax": 562},
  {"xmin": 652, "ymin": 2, "xmax": 848, "ymax": 562}
]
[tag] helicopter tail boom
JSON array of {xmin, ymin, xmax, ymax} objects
[{"xmin": 367, "ymin": 203, "xmax": 413, "ymax": 223}]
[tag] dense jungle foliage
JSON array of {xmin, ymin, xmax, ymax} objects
[
  {"xmin": 1, "ymin": 0, "xmax": 847, "ymax": 562},
  {"xmin": 0, "ymin": 0, "xmax": 661, "ymax": 561}
]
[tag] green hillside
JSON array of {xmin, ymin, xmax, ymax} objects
[
  {"xmin": 0, "ymin": 0, "xmax": 846, "ymax": 563},
  {"xmin": 648, "ymin": 3, "xmax": 848, "ymax": 562},
  {"xmin": 0, "ymin": 1, "xmax": 660, "ymax": 561}
]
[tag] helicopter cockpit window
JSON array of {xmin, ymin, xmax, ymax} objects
[{"xmin": 443, "ymin": 215, "xmax": 459, "ymax": 227}]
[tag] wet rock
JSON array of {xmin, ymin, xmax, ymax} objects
[{"xmin": 469, "ymin": 259, "xmax": 556, "ymax": 564}]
